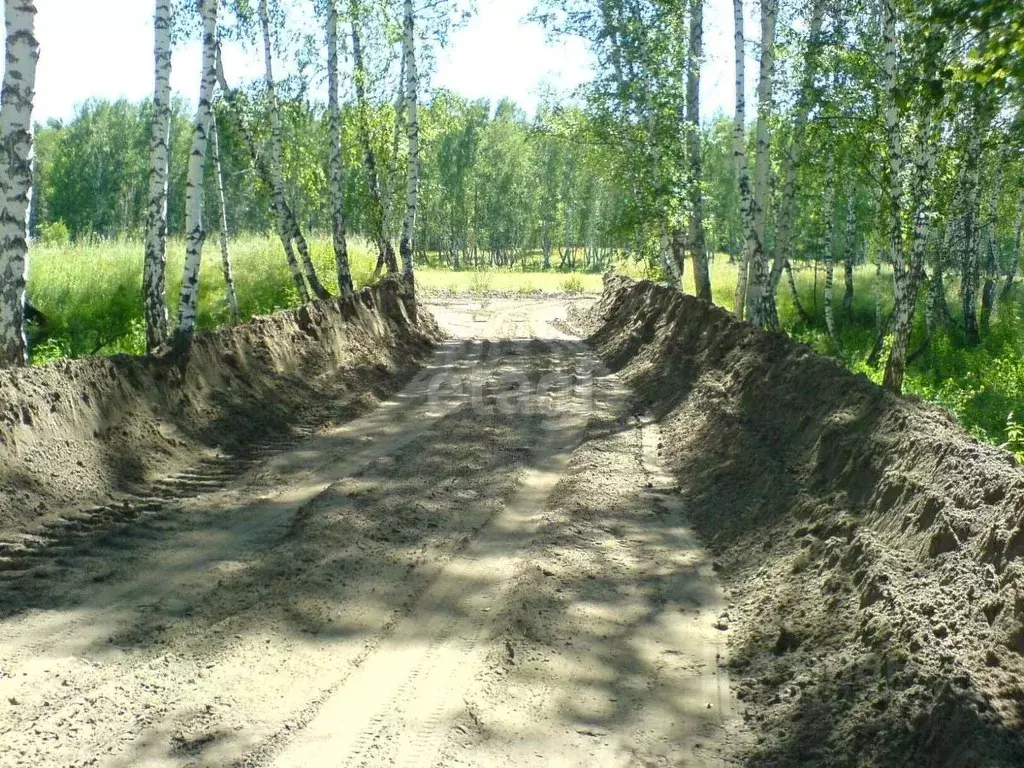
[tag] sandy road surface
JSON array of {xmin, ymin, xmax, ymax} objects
[{"xmin": 0, "ymin": 297, "xmax": 740, "ymax": 767}]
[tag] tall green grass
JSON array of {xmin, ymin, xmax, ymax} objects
[
  {"xmin": 28, "ymin": 234, "xmax": 378, "ymax": 360},
  {"xmin": 26, "ymin": 239, "xmax": 1024, "ymax": 450}
]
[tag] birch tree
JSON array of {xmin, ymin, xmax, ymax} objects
[
  {"xmin": 961, "ymin": 109, "xmax": 982, "ymax": 347},
  {"xmin": 731, "ymin": 0, "xmax": 753, "ymax": 318},
  {"xmin": 686, "ymin": 0, "xmax": 711, "ymax": 302},
  {"xmin": 350, "ymin": 1, "xmax": 398, "ymax": 275},
  {"xmin": 822, "ymin": 150, "xmax": 837, "ymax": 342},
  {"xmin": 399, "ymin": 0, "xmax": 420, "ymax": 289},
  {"xmin": 326, "ymin": 0, "xmax": 353, "ymax": 297},
  {"xmin": 843, "ymin": 192, "xmax": 857, "ymax": 317},
  {"xmin": 176, "ymin": 0, "xmax": 219, "ymax": 337},
  {"xmin": 143, "ymin": 0, "xmax": 173, "ymax": 352},
  {"xmin": 211, "ymin": 111, "xmax": 239, "ymax": 323},
  {"xmin": 743, "ymin": 0, "xmax": 778, "ymax": 329},
  {"xmin": 879, "ymin": 0, "xmax": 940, "ymax": 392},
  {"xmin": 258, "ymin": 0, "xmax": 330, "ymax": 301},
  {"xmin": 0, "ymin": 0, "xmax": 38, "ymax": 367}
]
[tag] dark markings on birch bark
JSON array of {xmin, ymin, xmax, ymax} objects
[
  {"xmin": 743, "ymin": 0, "xmax": 778, "ymax": 329},
  {"xmin": 143, "ymin": 0, "xmax": 172, "ymax": 352},
  {"xmin": 399, "ymin": 0, "xmax": 420, "ymax": 318},
  {"xmin": 823, "ymin": 150, "xmax": 837, "ymax": 342},
  {"xmin": 259, "ymin": 0, "xmax": 330, "ymax": 302},
  {"xmin": 687, "ymin": 0, "xmax": 711, "ymax": 302},
  {"xmin": 843, "ymin": 193, "xmax": 856, "ymax": 318},
  {"xmin": 961, "ymin": 114, "xmax": 982, "ymax": 347},
  {"xmin": 350, "ymin": 4, "xmax": 398, "ymax": 276},
  {"xmin": 0, "ymin": 0, "xmax": 39, "ymax": 366},
  {"xmin": 326, "ymin": 0, "xmax": 353, "ymax": 298},
  {"xmin": 176, "ymin": 0, "xmax": 219, "ymax": 338},
  {"xmin": 731, "ymin": 0, "xmax": 753, "ymax": 319}
]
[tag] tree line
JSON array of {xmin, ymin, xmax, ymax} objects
[
  {"xmin": 536, "ymin": 0, "xmax": 1024, "ymax": 393},
  {"xmin": 2, "ymin": 0, "xmax": 1023, "ymax": 399},
  {"xmin": 0, "ymin": 0, "xmax": 433, "ymax": 364}
]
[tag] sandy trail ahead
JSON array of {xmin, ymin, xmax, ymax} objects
[{"xmin": 0, "ymin": 297, "xmax": 739, "ymax": 767}]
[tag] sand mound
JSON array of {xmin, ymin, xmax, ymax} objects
[
  {"xmin": 0, "ymin": 282, "xmax": 441, "ymax": 542},
  {"xmin": 582, "ymin": 275, "xmax": 1024, "ymax": 766}
]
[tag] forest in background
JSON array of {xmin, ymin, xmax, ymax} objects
[{"xmin": 2, "ymin": 0, "xmax": 1024, "ymax": 451}]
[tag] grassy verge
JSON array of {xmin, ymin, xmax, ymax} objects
[{"xmin": 27, "ymin": 235, "xmax": 645, "ymax": 361}]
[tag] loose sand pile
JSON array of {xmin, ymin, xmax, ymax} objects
[{"xmin": 0, "ymin": 280, "xmax": 442, "ymax": 543}]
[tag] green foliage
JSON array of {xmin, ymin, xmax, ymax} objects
[
  {"xmin": 26, "ymin": 235, "xmax": 377, "ymax": 361},
  {"xmin": 1002, "ymin": 413, "xmax": 1024, "ymax": 465},
  {"xmin": 37, "ymin": 220, "xmax": 70, "ymax": 246},
  {"xmin": 560, "ymin": 276, "xmax": 585, "ymax": 294}
]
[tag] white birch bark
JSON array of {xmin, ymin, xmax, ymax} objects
[
  {"xmin": 143, "ymin": 0, "xmax": 172, "ymax": 352},
  {"xmin": 842, "ymin": 191, "xmax": 856, "ymax": 317},
  {"xmin": 258, "ymin": 0, "xmax": 328, "ymax": 301},
  {"xmin": 211, "ymin": 111, "xmax": 239, "ymax": 324},
  {"xmin": 731, "ymin": 0, "xmax": 753, "ymax": 318},
  {"xmin": 326, "ymin": 0, "xmax": 353, "ymax": 298},
  {"xmin": 349, "ymin": 6, "xmax": 397, "ymax": 275},
  {"xmin": 176, "ymin": 0, "xmax": 219, "ymax": 337},
  {"xmin": 399, "ymin": 0, "xmax": 420, "ymax": 284},
  {"xmin": 823, "ymin": 151, "xmax": 837, "ymax": 342},
  {"xmin": 980, "ymin": 162, "xmax": 1002, "ymax": 330},
  {"xmin": 687, "ymin": 0, "xmax": 711, "ymax": 302},
  {"xmin": 0, "ymin": 0, "xmax": 38, "ymax": 366},
  {"xmin": 743, "ymin": 0, "xmax": 778, "ymax": 328},
  {"xmin": 884, "ymin": 120, "xmax": 938, "ymax": 390},
  {"xmin": 961, "ymin": 113, "xmax": 982, "ymax": 346}
]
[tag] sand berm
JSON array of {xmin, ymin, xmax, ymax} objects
[{"xmin": 575, "ymin": 274, "xmax": 1024, "ymax": 766}]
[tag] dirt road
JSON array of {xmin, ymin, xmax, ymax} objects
[{"xmin": 0, "ymin": 297, "xmax": 740, "ymax": 767}]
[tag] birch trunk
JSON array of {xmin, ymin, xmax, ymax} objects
[
  {"xmin": 744, "ymin": 0, "xmax": 778, "ymax": 329},
  {"xmin": 823, "ymin": 151, "xmax": 837, "ymax": 342},
  {"xmin": 687, "ymin": 0, "xmax": 711, "ymax": 302},
  {"xmin": 769, "ymin": 0, "xmax": 825, "ymax": 293},
  {"xmin": 0, "ymin": 0, "xmax": 38, "ymax": 366},
  {"xmin": 259, "ymin": 0, "xmax": 329, "ymax": 301},
  {"xmin": 143, "ymin": 0, "xmax": 172, "ymax": 352},
  {"xmin": 884, "ymin": 128, "xmax": 937, "ymax": 390},
  {"xmin": 350, "ymin": 7, "xmax": 398, "ymax": 275},
  {"xmin": 980, "ymin": 164, "xmax": 1002, "ymax": 332},
  {"xmin": 961, "ymin": 118, "xmax": 981, "ymax": 346},
  {"xmin": 211, "ymin": 112, "xmax": 239, "ymax": 324},
  {"xmin": 215, "ymin": 49, "xmax": 309, "ymax": 303},
  {"xmin": 399, "ymin": 0, "xmax": 420, "ymax": 290},
  {"xmin": 326, "ymin": 0, "xmax": 353, "ymax": 298},
  {"xmin": 843, "ymin": 193, "xmax": 856, "ymax": 317},
  {"xmin": 731, "ymin": 0, "xmax": 753, "ymax": 318},
  {"xmin": 176, "ymin": 0, "xmax": 218, "ymax": 337}
]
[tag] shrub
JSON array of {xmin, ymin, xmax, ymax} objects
[
  {"xmin": 37, "ymin": 220, "xmax": 70, "ymax": 246},
  {"xmin": 561, "ymin": 276, "xmax": 585, "ymax": 294}
]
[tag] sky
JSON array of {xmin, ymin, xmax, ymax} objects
[{"xmin": 27, "ymin": 0, "xmax": 752, "ymax": 125}]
